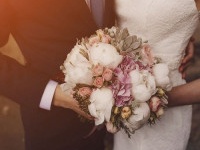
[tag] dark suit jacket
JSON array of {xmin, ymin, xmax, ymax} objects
[{"xmin": 0, "ymin": 0, "xmax": 115, "ymax": 150}]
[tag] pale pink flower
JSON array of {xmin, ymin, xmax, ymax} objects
[
  {"xmin": 102, "ymin": 68, "xmax": 113, "ymax": 81},
  {"xmin": 140, "ymin": 44, "xmax": 154, "ymax": 66},
  {"xmin": 93, "ymin": 77, "xmax": 104, "ymax": 88},
  {"xmin": 111, "ymin": 56, "xmax": 135, "ymax": 107},
  {"xmin": 89, "ymin": 36, "xmax": 100, "ymax": 46},
  {"xmin": 78, "ymin": 87, "xmax": 92, "ymax": 97},
  {"xmin": 112, "ymin": 80, "xmax": 132, "ymax": 107},
  {"xmin": 106, "ymin": 122, "xmax": 118, "ymax": 133},
  {"xmin": 149, "ymin": 96, "xmax": 161, "ymax": 112},
  {"xmin": 93, "ymin": 64, "xmax": 104, "ymax": 76},
  {"xmin": 101, "ymin": 35, "xmax": 111, "ymax": 43}
]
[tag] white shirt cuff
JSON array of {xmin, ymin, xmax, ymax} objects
[{"xmin": 39, "ymin": 80, "xmax": 58, "ymax": 110}]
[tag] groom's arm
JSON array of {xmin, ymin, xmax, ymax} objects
[
  {"xmin": 0, "ymin": 45, "xmax": 89, "ymax": 118},
  {"xmin": 0, "ymin": 1, "xmax": 49, "ymax": 108},
  {"xmin": 0, "ymin": 53, "xmax": 91, "ymax": 118},
  {"xmin": 0, "ymin": 1, "xmax": 78, "ymax": 111},
  {"xmin": 0, "ymin": 52, "xmax": 51, "ymax": 108},
  {"xmin": 0, "ymin": 1, "xmax": 48, "ymax": 108},
  {"xmin": 167, "ymin": 79, "xmax": 200, "ymax": 106},
  {"xmin": 0, "ymin": 0, "xmax": 59, "ymax": 108},
  {"xmin": 0, "ymin": 1, "xmax": 63, "ymax": 109}
]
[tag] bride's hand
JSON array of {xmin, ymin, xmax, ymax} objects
[
  {"xmin": 52, "ymin": 85, "xmax": 93, "ymax": 120},
  {"xmin": 179, "ymin": 37, "xmax": 195, "ymax": 78}
]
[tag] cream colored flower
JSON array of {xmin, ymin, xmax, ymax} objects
[
  {"xmin": 62, "ymin": 43, "xmax": 93, "ymax": 85},
  {"xmin": 89, "ymin": 43, "xmax": 123, "ymax": 69},
  {"xmin": 129, "ymin": 70, "xmax": 156, "ymax": 102},
  {"xmin": 153, "ymin": 63, "xmax": 172, "ymax": 90},
  {"xmin": 121, "ymin": 106, "xmax": 132, "ymax": 119},
  {"xmin": 124, "ymin": 103, "xmax": 150, "ymax": 132},
  {"xmin": 64, "ymin": 62, "xmax": 93, "ymax": 85},
  {"xmin": 88, "ymin": 88, "xmax": 114, "ymax": 125},
  {"xmin": 132, "ymin": 84, "xmax": 152, "ymax": 102},
  {"xmin": 64, "ymin": 44, "xmax": 88, "ymax": 66},
  {"xmin": 156, "ymin": 107, "xmax": 164, "ymax": 117}
]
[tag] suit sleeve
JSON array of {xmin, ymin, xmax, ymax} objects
[{"xmin": 0, "ymin": 1, "xmax": 52, "ymax": 108}]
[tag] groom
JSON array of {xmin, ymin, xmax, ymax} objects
[{"xmin": 0, "ymin": 0, "xmax": 114, "ymax": 150}]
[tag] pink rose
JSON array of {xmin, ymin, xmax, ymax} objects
[
  {"xmin": 92, "ymin": 64, "xmax": 104, "ymax": 76},
  {"xmin": 149, "ymin": 96, "xmax": 161, "ymax": 112},
  {"xmin": 89, "ymin": 36, "xmax": 100, "ymax": 46},
  {"xmin": 78, "ymin": 87, "xmax": 92, "ymax": 97},
  {"xmin": 96, "ymin": 29, "xmax": 111, "ymax": 43},
  {"xmin": 101, "ymin": 35, "xmax": 111, "ymax": 43},
  {"xmin": 102, "ymin": 68, "xmax": 113, "ymax": 81},
  {"xmin": 106, "ymin": 122, "xmax": 118, "ymax": 134},
  {"xmin": 93, "ymin": 77, "xmax": 104, "ymax": 88},
  {"xmin": 140, "ymin": 44, "xmax": 154, "ymax": 66}
]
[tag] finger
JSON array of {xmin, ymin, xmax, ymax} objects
[
  {"xmin": 180, "ymin": 63, "xmax": 190, "ymax": 72},
  {"xmin": 182, "ymin": 41, "xmax": 194, "ymax": 64},
  {"xmin": 179, "ymin": 66, "xmax": 183, "ymax": 73},
  {"xmin": 179, "ymin": 63, "xmax": 188, "ymax": 73},
  {"xmin": 182, "ymin": 54, "xmax": 193, "ymax": 64},
  {"xmin": 182, "ymin": 72, "xmax": 186, "ymax": 79},
  {"xmin": 190, "ymin": 36, "xmax": 195, "ymax": 42},
  {"xmin": 179, "ymin": 62, "xmax": 192, "ymax": 77},
  {"xmin": 66, "ymin": 96, "xmax": 94, "ymax": 120},
  {"xmin": 74, "ymin": 107, "xmax": 94, "ymax": 120},
  {"xmin": 59, "ymin": 97, "xmax": 79, "ymax": 110}
]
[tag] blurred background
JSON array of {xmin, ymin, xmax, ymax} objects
[{"xmin": 0, "ymin": 25, "xmax": 200, "ymax": 150}]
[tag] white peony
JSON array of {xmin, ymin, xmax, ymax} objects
[
  {"xmin": 64, "ymin": 44, "xmax": 88, "ymax": 66},
  {"xmin": 88, "ymin": 88, "xmax": 114, "ymax": 125},
  {"xmin": 129, "ymin": 69, "xmax": 156, "ymax": 102},
  {"xmin": 62, "ymin": 44, "xmax": 93, "ymax": 85},
  {"xmin": 89, "ymin": 42, "xmax": 123, "ymax": 69},
  {"xmin": 123, "ymin": 103, "xmax": 150, "ymax": 133},
  {"xmin": 132, "ymin": 85, "xmax": 152, "ymax": 102},
  {"xmin": 129, "ymin": 70, "xmax": 141, "ymax": 85},
  {"xmin": 64, "ymin": 62, "xmax": 93, "ymax": 85},
  {"xmin": 153, "ymin": 63, "xmax": 172, "ymax": 90}
]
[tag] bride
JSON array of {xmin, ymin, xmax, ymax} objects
[{"xmin": 113, "ymin": 0, "xmax": 200, "ymax": 149}]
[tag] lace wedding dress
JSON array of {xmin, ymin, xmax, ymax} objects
[{"xmin": 114, "ymin": 0, "xmax": 199, "ymax": 149}]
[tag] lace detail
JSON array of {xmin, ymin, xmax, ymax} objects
[{"xmin": 154, "ymin": 54, "xmax": 184, "ymax": 70}]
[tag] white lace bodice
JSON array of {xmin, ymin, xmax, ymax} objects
[
  {"xmin": 114, "ymin": 0, "xmax": 199, "ymax": 150},
  {"xmin": 116, "ymin": 0, "xmax": 199, "ymax": 81}
]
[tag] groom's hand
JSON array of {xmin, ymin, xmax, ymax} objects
[
  {"xmin": 52, "ymin": 85, "xmax": 93, "ymax": 120},
  {"xmin": 179, "ymin": 37, "xmax": 195, "ymax": 78}
]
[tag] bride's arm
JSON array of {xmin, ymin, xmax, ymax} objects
[{"xmin": 167, "ymin": 79, "xmax": 200, "ymax": 106}]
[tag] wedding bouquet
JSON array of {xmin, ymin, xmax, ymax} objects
[{"xmin": 60, "ymin": 27, "xmax": 172, "ymax": 137}]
